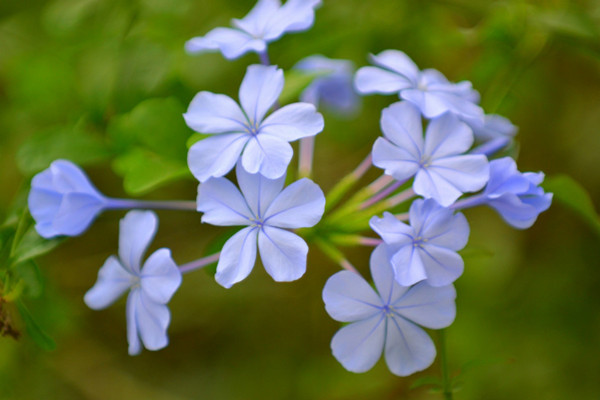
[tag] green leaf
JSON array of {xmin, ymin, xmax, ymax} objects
[
  {"xmin": 17, "ymin": 126, "xmax": 111, "ymax": 175},
  {"xmin": 279, "ymin": 70, "xmax": 326, "ymax": 105},
  {"xmin": 543, "ymin": 174, "xmax": 600, "ymax": 236},
  {"xmin": 13, "ymin": 225, "xmax": 65, "ymax": 265},
  {"xmin": 16, "ymin": 300, "xmax": 56, "ymax": 351},
  {"xmin": 112, "ymin": 148, "xmax": 191, "ymax": 195},
  {"xmin": 14, "ymin": 261, "xmax": 44, "ymax": 298}
]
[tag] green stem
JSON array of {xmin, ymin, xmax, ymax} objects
[{"xmin": 438, "ymin": 329, "xmax": 453, "ymax": 400}]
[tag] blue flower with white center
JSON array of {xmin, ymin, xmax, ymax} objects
[
  {"xmin": 372, "ymin": 101, "xmax": 489, "ymax": 206},
  {"xmin": 479, "ymin": 157, "xmax": 552, "ymax": 229},
  {"xmin": 294, "ymin": 55, "xmax": 359, "ymax": 115},
  {"xmin": 185, "ymin": 0, "xmax": 321, "ymax": 60},
  {"xmin": 28, "ymin": 159, "xmax": 108, "ymax": 238},
  {"xmin": 323, "ymin": 244, "xmax": 456, "ymax": 376},
  {"xmin": 185, "ymin": 64, "xmax": 324, "ymax": 181},
  {"xmin": 84, "ymin": 211, "xmax": 182, "ymax": 356},
  {"xmin": 196, "ymin": 163, "xmax": 325, "ymax": 288},
  {"xmin": 354, "ymin": 50, "xmax": 483, "ymax": 122},
  {"xmin": 370, "ymin": 199, "xmax": 469, "ymax": 287}
]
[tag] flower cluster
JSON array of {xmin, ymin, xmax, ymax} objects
[{"xmin": 25, "ymin": 0, "xmax": 551, "ymax": 382}]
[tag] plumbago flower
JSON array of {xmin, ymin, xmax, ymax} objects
[
  {"xmin": 458, "ymin": 157, "xmax": 552, "ymax": 229},
  {"xmin": 355, "ymin": 50, "xmax": 483, "ymax": 122},
  {"xmin": 196, "ymin": 163, "xmax": 325, "ymax": 288},
  {"xmin": 370, "ymin": 199, "xmax": 469, "ymax": 287},
  {"xmin": 185, "ymin": 0, "xmax": 321, "ymax": 60},
  {"xmin": 84, "ymin": 211, "xmax": 182, "ymax": 355},
  {"xmin": 467, "ymin": 114, "xmax": 518, "ymax": 143},
  {"xmin": 294, "ymin": 55, "xmax": 359, "ymax": 115},
  {"xmin": 185, "ymin": 64, "xmax": 324, "ymax": 181},
  {"xmin": 28, "ymin": 159, "xmax": 108, "ymax": 238},
  {"xmin": 323, "ymin": 245, "xmax": 456, "ymax": 376},
  {"xmin": 372, "ymin": 101, "xmax": 489, "ymax": 206}
]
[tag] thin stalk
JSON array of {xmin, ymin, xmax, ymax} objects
[
  {"xmin": 298, "ymin": 136, "xmax": 315, "ymax": 179},
  {"xmin": 179, "ymin": 253, "xmax": 220, "ymax": 274},
  {"xmin": 359, "ymin": 180, "xmax": 404, "ymax": 210},
  {"xmin": 107, "ymin": 199, "xmax": 197, "ymax": 211},
  {"xmin": 328, "ymin": 234, "xmax": 382, "ymax": 247},
  {"xmin": 438, "ymin": 329, "xmax": 453, "ymax": 400},
  {"xmin": 324, "ymin": 154, "xmax": 372, "ymax": 212},
  {"xmin": 315, "ymin": 239, "xmax": 358, "ymax": 273},
  {"xmin": 258, "ymin": 50, "xmax": 271, "ymax": 66}
]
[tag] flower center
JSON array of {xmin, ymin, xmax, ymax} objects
[
  {"xmin": 382, "ymin": 305, "xmax": 395, "ymax": 317},
  {"xmin": 412, "ymin": 236, "xmax": 427, "ymax": 248},
  {"xmin": 250, "ymin": 218, "xmax": 265, "ymax": 229},
  {"xmin": 246, "ymin": 120, "xmax": 261, "ymax": 136}
]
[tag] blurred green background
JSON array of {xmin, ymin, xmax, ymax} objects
[{"xmin": 1, "ymin": 0, "xmax": 600, "ymax": 399}]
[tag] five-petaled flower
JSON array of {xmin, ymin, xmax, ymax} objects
[
  {"xmin": 323, "ymin": 244, "xmax": 456, "ymax": 376},
  {"xmin": 370, "ymin": 199, "xmax": 469, "ymax": 287},
  {"xmin": 28, "ymin": 159, "xmax": 108, "ymax": 238},
  {"xmin": 372, "ymin": 101, "xmax": 489, "ymax": 206},
  {"xmin": 354, "ymin": 49, "xmax": 483, "ymax": 122},
  {"xmin": 185, "ymin": 0, "xmax": 321, "ymax": 60},
  {"xmin": 85, "ymin": 211, "xmax": 182, "ymax": 356},
  {"xmin": 196, "ymin": 163, "xmax": 325, "ymax": 288},
  {"xmin": 185, "ymin": 64, "xmax": 324, "ymax": 181},
  {"xmin": 478, "ymin": 157, "xmax": 552, "ymax": 229}
]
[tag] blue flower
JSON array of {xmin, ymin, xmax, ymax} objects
[
  {"xmin": 370, "ymin": 199, "xmax": 469, "ymax": 287},
  {"xmin": 185, "ymin": 64, "xmax": 324, "ymax": 181},
  {"xmin": 323, "ymin": 245, "xmax": 456, "ymax": 376},
  {"xmin": 196, "ymin": 163, "xmax": 325, "ymax": 288},
  {"xmin": 84, "ymin": 211, "xmax": 182, "ymax": 355},
  {"xmin": 480, "ymin": 157, "xmax": 552, "ymax": 229},
  {"xmin": 185, "ymin": 0, "xmax": 321, "ymax": 60},
  {"xmin": 294, "ymin": 55, "xmax": 359, "ymax": 115},
  {"xmin": 465, "ymin": 114, "xmax": 518, "ymax": 143},
  {"xmin": 355, "ymin": 50, "xmax": 483, "ymax": 121},
  {"xmin": 372, "ymin": 101, "xmax": 489, "ymax": 206},
  {"xmin": 28, "ymin": 159, "xmax": 107, "ymax": 238}
]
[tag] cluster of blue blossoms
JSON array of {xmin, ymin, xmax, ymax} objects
[{"xmin": 27, "ymin": 0, "xmax": 551, "ymax": 376}]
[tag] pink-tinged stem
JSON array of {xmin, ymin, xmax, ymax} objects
[
  {"xmin": 359, "ymin": 237, "xmax": 383, "ymax": 246},
  {"xmin": 366, "ymin": 174, "xmax": 394, "ymax": 195},
  {"xmin": 179, "ymin": 253, "xmax": 220, "ymax": 274},
  {"xmin": 385, "ymin": 188, "xmax": 415, "ymax": 209},
  {"xmin": 298, "ymin": 136, "xmax": 315, "ymax": 179},
  {"xmin": 340, "ymin": 259, "xmax": 359, "ymax": 274},
  {"xmin": 352, "ymin": 153, "xmax": 373, "ymax": 179},
  {"xmin": 360, "ymin": 180, "xmax": 404, "ymax": 210},
  {"xmin": 107, "ymin": 199, "xmax": 197, "ymax": 211}
]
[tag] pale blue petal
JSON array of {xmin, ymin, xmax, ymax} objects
[
  {"xmin": 236, "ymin": 162, "xmax": 285, "ymax": 219},
  {"xmin": 472, "ymin": 114, "xmax": 517, "ymax": 142},
  {"xmin": 381, "ymin": 101, "xmax": 423, "ymax": 155},
  {"xmin": 390, "ymin": 245, "xmax": 428, "ymax": 286},
  {"xmin": 126, "ymin": 290, "xmax": 142, "ymax": 356},
  {"xmin": 331, "ymin": 314, "xmax": 386, "ymax": 373},
  {"xmin": 263, "ymin": 178, "xmax": 325, "ymax": 228},
  {"xmin": 424, "ymin": 113, "xmax": 473, "ymax": 159},
  {"xmin": 258, "ymin": 227, "xmax": 307, "ymax": 282},
  {"xmin": 393, "ymin": 283, "xmax": 456, "ymax": 329},
  {"xmin": 354, "ymin": 67, "xmax": 413, "ymax": 94},
  {"xmin": 384, "ymin": 315, "xmax": 436, "ymax": 376},
  {"xmin": 414, "ymin": 169, "xmax": 463, "ymax": 207},
  {"xmin": 418, "ymin": 245, "xmax": 464, "ymax": 286},
  {"xmin": 400, "ymin": 89, "xmax": 448, "ymax": 119},
  {"xmin": 141, "ymin": 248, "xmax": 182, "ymax": 304},
  {"xmin": 485, "ymin": 158, "xmax": 530, "ymax": 198},
  {"xmin": 50, "ymin": 192, "xmax": 105, "ymax": 237},
  {"xmin": 135, "ymin": 290, "xmax": 170, "ymax": 351},
  {"xmin": 84, "ymin": 256, "xmax": 133, "ymax": 310},
  {"xmin": 196, "ymin": 178, "xmax": 253, "ymax": 225},
  {"xmin": 371, "ymin": 137, "xmax": 420, "ymax": 182},
  {"xmin": 260, "ymin": 103, "xmax": 324, "ymax": 141},
  {"xmin": 410, "ymin": 199, "xmax": 469, "ymax": 250},
  {"xmin": 241, "ymin": 134, "xmax": 293, "ymax": 179},
  {"xmin": 262, "ymin": 0, "xmax": 321, "ymax": 40},
  {"xmin": 369, "ymin": 213, "xmax": 414, "ymax": 246},
  {"xmin": 187, "ymin": 133, "xmax": 249, "ymax": 182},
  {"xmin": 28, "ymin": 188, "xmax": 61, "ymax": 235},
  {"xmin": 487, "ymin": 194, "xmax": 543, "ymax": 229},
  {"xmin": 232, "ymin": 0, "xmax": 281, "ymax": 36},
  {"xmin": 185, "ymin": 28, "xmax": 266, "ymax": 60},
  {"xmin": 322, "ymin": 270, "xmax": 382, "ymax": 322},
  {"xmin": 183, "ymin": 91, "xmax": 247, "ymax": 134},
  {"xmin": 215, "ymin": 227, "xmax": 258, "ymax": 288},
  {"xmin": 370, "ymin": 50, "xmax": 420, "ymax": 84},
  {"xmin": 118, "ymin": 211, "xmax": 158, "ymax": 274},
  {"xmin": 369, "ymin": 244, "xmax": 410, "ymax": 305},
  {"xmin": 239, "ymin": 65, "xmax": 283, "ymax": 125},
  {"xmin": 429, "ymin": 91, "xmax": 484, "ymax": 122}
]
